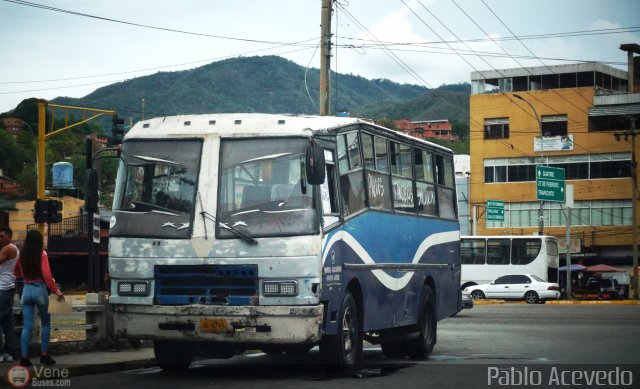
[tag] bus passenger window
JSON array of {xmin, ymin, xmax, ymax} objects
[
  {"xmin": 340, "ymin": 172, "xmax": 366, "ymax": 216},
  {"xmin": 435, "ymin": 155, "xmax": 457, "ymax": 219},
  {"xmin": 362, "ymin": 133, "xmax": 375, "ymax": 170},
  {"xmin": 366, "ymin": 171, "xmax": 392, "ymax": 210},
  {"xmin": 487, "ymin": 239, "xmax": 510, "ymax": 265},
  {"xmin": 338, "ymin": 131, "xmax": 365, "ymax": 217},
  {"xmin": 374, "ymin": 136, "xmax": 389, "ymax": 172}
]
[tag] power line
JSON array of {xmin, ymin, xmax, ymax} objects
[
  {"xmin": 0, "ymin": 46, "xmax": 315, "ymax": 95},
  {"xmin": 335, "ymin": 1, "xmax": 434, "ymax": 88},
  {"xmin": 2, "ymin": 0, "xmax": 316, "ymax": 46},
  {"xmin": 0, "ymin": 40, "xmax": 319, "ymax": 85}
]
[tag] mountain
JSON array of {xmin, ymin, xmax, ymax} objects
[{"xmin": 51, "ymin": 55, "xmax": 445, "ymax": 121}]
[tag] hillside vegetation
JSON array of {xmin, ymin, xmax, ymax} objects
[{"xmin": 1, "ymin": 55, "xmax": 470, "ymax": 199}]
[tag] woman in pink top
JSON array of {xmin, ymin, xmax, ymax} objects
[{"xmin": 13, "ymin": 230, "xmax": 64, "ymax": 366}]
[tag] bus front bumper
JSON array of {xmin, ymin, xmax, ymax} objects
[{"xmin": 112, "ymin": 304, "xmax": 324, "ymax": 345}]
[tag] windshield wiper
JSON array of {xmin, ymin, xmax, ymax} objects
[{"xmin": 200, "ymin": 211, "xmax": 257, "ymax": 245}]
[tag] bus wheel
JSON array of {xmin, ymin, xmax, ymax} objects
[
  {"xmin": 407, "ymin": 285, "xmax": 436, "ymax": 359},
  {"xmin": 153, "ymin": 340, "xmax": 195, "ymax": 372},
  {"xmin": 524, "ymin": 291, "xmax": 539, "ymax": 304},
  {"xmin": 320, "ymin": 292, "xmax": 362, "ymax": 372}
]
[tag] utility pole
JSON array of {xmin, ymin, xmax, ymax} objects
[
  {"xmin": 619, "ymin": 43, "xmax": 639, "ymax": 299},
  {"xmin": 565, "ymin": 184, "xmax": 574, "ymax": 299},
  {"xmin": 319, "ymin": 0, "xmax": 332, "ymax": 116},
  {"xmin": 615, "ymin": 122, "xmax": 638, "ymax": 300},
  {"xmin": 633, "ymin": 123, "xmax": 638, "ymax": 300}
]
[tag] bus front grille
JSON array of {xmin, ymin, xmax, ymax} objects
[{"xmin": 154, "ymin": 264, "xmax": 258, "ymax": 305}]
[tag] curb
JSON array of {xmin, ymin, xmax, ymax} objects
[{"xmin": 473, "ymin": 299, "xmax": 640, "ymax": 305}]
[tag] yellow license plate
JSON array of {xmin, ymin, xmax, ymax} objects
[{"xmin": 199, "ymin": 318, "xmax": 228, "ymax": 333}]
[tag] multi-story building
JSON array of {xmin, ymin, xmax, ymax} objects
[
  {"xmin": 469, "ymin": 57, "xmax": 639, "ymax": 268},
  {"xmin": 393, "ymin": 118, "xmax": 459, "ymax": 142}
]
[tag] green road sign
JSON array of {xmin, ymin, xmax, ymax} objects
[
  {"xmin": 536, "ymin": 165, "xmax": 565, "ymax": 202},
  {"xmin": 486, "ymin": 199, "xmax": 504, "ymax": 221}
]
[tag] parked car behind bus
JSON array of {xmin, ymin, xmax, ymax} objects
[{"xmin": 463, "ymin": 274, "xmax": 560, "ymax": 304}]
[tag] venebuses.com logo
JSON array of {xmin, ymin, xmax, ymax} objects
[{"xmin": 7, "ymin": 365, "xmax": 71, "ymax": 388}]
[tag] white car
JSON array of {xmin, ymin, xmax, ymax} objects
[{"xmin": 464, "ymin": 274, "xmax": 560, "ymax": 304}]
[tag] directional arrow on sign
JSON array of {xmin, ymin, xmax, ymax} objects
[{"xmin": 536, "ymin": 166, "xmax": 566, "ymax": 202}]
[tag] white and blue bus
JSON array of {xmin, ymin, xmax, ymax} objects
[
  {"xmin": 460, "ymin": 235, "xmax": 559, "ymax": 289},
  {"xmin": 108, "ymin": 114, "xmax": 460, "ymax": 371}
]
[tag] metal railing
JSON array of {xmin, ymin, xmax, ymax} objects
[{"xmin": 27, "ymin": 214, "xmax": 89, "ymax": 238}]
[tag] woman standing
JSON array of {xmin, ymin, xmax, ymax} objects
[{"xmin": 13, "ymin": 230, "xmax": 64, "ymax": 366}]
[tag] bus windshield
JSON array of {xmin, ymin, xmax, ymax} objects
[
  {"xmin": 216, "ymin": 138, "xmax": 317, "ymax": 239},
  {"xmin": 111, "ymin": 139, "xmax": 202, "ymax": 238}
]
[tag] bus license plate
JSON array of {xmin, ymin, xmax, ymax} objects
[{"xmin": 200, "ymin": 318, "xmax": 228, "ymax": 333}]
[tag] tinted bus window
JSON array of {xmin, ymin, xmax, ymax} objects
[
  {"xmin": 487, "ymin": 238, "xmax": 510, "ymax": 265},
  {"xmin": 461, "ymin": 239, "xmax": 486, "ymax": 264},
  {"xmin": 511, "ymin": 238, "xmax": 542, "ymax": 265}
]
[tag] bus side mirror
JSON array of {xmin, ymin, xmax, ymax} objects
[
  {"xmin": 306, "ymin": 145, "xmax": 325, "ymax": 185},
  {"xmin": 85, "ymin": 168, "xmax": 99, "ymax": 213}
]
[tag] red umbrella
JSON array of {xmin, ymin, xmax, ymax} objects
[{"xmin": 583, "ymin": 264, "xmax": 626, "ymax": 272}]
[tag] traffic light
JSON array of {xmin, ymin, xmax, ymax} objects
[
  {"xmin": 110, "ymin": 114, "xmax": 125, "ymax": 145},
  {"xmin": 34, "ymin": 199, "xmax": 48, "ymax": 223},
  {"xmin": 33, "ymin": 199, "xmax": 63, "ymax": 223},
  {"xmin": 85, "ymin": 168, "xmax": 99, "ymax": 213},
  {"xmin": 47, "ymin": 200, "xmax": 63, "ymax": 223}
]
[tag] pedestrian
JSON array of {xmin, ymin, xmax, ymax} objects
[
  {"xmin": 0, "ymin": 227, "xmax": 18, "ymax": 363},
  {"xmin": 13, "ymin": 230, "xmax": 64, "ymax": 366}
]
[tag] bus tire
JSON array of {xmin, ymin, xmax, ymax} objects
[
  {"xmin": 407, "ymin": 285, "xmax": 437, "ymax": 359},
  {"xmin": 320, "ymin": 292, "xmax": 362, "ymax": 372},
  {"xmin": 153, "ymin": 340, "xmax": 195, "ymax": 372}
]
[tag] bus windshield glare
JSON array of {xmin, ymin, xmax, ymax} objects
[
  {"xmin": 111, "ymin": 139, "xmax": 202, "ymax": 238},
  {"xmin": 216, "ymin": 138, "xmax": 317, "ymax": 239}
]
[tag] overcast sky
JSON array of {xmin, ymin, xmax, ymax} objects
[{"xmin": 1, "ymin": 0, "xmax": 638, "ymax": 113}]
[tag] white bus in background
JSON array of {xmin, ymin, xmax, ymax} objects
[{"xmin": 460, "ymin": 235, "xmax": 559, "ymax": 289}]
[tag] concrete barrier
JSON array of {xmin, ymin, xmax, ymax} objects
[{"xmin": 13, "ymin": 292, "xmax": 108, "ymax": 345}]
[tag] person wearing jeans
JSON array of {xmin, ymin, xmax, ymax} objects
[
  {"xmin": 13, "ymin": 230, "xmax": 64, "ymax": 366},
  {"xmin": 0, "ymin": 227, "xmax": 18, "ymax": 362}
]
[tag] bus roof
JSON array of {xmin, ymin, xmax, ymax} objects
[{"xmin": 125, "ymin": 113, "xmax": 452, "ymax": 152}]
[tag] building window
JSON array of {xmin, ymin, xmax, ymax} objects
[
  {"xmin": 486, "ymin": 200, "xmax": 632, "ymax": 228},
  {"xmin": 484, "ymin": 153, "xmax": 631, "ymax": 182},
  {"xmin": 484, "ymin": 118, "xmax": 509, "ymax": 139},
  {"xmin": 589, "ymin": 114, "xmax": 640, "ymax": 132},
  {"xmin": 541, "ymin": 115, "xmax": 568, "ymax": 136}
]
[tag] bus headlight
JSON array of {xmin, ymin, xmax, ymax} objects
[
  {"xmin": 118, "ymin": 281, "xmax": 149, "ymax": 296},
  {"xmin": 262, "ymin": 281, "xmax": 298, "ymax": 297}
]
